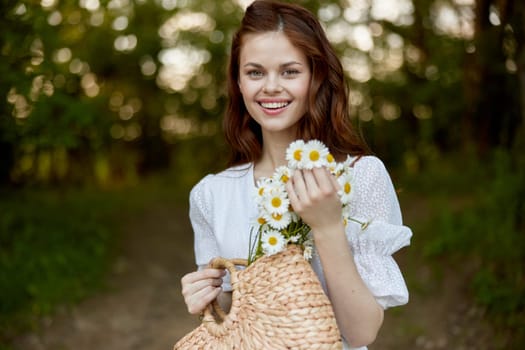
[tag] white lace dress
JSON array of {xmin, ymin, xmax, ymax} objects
[{"xmin": 189, "ymin": 156, "xmax": 412, "ymax": 350}]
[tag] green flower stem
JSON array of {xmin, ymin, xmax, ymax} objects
[{"xmin": 347, "ymin": 217, "xmax": 370, "ymax": 230}]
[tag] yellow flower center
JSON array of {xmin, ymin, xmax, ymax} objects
[
  {"xmin": 280, "ymin": 175, "xmax": 289, "ymax": 183},
  {"xmin": 271, "ymin": 197, "xmax": 282, "ymax": 208},
  {"xmin": 272, "ymin": 213, "xmax": 282, "ymax": 221},
  {"xmin": 293, "ymin": 150, "xmax": 302, "ymax": 161},
  {"xmin": 344, "ymin": 182, "xmax": 351, "ymax": 194},
  {"xmin": 309, "ymin": 150, "xmax": 320, "ymax": 161},
  {"xmin": 327, "ymin": 153, "xmax": 334, "ymax": 163},
  {"xmin": 258, "ymin": 217, "xmax": 266, "ymax": 225},
  {"xmin": 258, "ymin": 187, "xmax": 264, "ymax": 196},
  {"xmin": 268, "ymin": 236, "xmax": 278, "ymax": 246}
]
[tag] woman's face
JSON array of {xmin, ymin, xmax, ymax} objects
[{"xmin": 238, "ymin": 31, "xmax": 311, "ymax": 139}]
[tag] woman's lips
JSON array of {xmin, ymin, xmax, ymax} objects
[{"xmin": 258, "ymin": 100, "xmax": 291, "ymax": 115}]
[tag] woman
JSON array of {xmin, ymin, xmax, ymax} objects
[{"xmin": 180, "ymin": 1, "xmax": 412, "ymax": 349}]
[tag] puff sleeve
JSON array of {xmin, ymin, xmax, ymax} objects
[
  {"xmin": 189, "ymin": 175, "xmax": 220, "ymax": 269},
  {"xmin": 345, "ymin": 157, "xmax": 412, "ymax": 309}
]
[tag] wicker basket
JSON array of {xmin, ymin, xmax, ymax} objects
[{"xmin": 174, "ymin": 245, "xmax": 342, "ymax": 349}]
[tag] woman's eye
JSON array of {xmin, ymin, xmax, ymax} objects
[
  {"xmin": 283, "ymin": 69, "xmax": 300, "ymax": 77},
  {"xmin": 247, "ymin": 70, "xmax": 263, "ymax": 78}
]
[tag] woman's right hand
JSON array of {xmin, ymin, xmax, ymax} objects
[{"xmin": 180, "ymin": 268, "xmax": 226, "ymax": 314}]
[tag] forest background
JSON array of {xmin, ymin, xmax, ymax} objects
[{"xmin": 0, "ymin": 0, "xmax": 523, "ymax": 349}]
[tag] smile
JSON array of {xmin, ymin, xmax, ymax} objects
[{"xmin": 258, "ymin": 101, "xmax": 290, "ymax": 109}]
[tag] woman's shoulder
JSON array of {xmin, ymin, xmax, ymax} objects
[
  {"xmin": 349, "ymin": 155, "xmax": 395, "ymax": 191},
  {"xmin": 351, "ymin": 154, "xmax": 388, "ymax": 173},
  {"xmin": 215, "ymin": 163, "xmax": 253, "ymax": 179},
  {"xmin": 190, "ymin": 163, "xmax": 252, "ymax": 195}
]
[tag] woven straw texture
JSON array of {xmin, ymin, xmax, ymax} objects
[{"xmin": 174, "ymin": 245, "xmax": 342, "ymax": 350}]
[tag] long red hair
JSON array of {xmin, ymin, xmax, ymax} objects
[{"xmin": 224, "ymin": 0, "xmax": 369, "ymax": 166}]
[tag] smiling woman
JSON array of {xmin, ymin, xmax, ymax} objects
[
  {"xmin": 178, "ymin": 1, "xmax": 412, "ymax": 350},
  {"xmin": 238, "ymin": 31, "xmax": 311, "ymax": 136}
]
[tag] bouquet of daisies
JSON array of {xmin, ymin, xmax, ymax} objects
[{"xmin": 248, "ymin": 139, "xmax": 367, "ymax": 265}]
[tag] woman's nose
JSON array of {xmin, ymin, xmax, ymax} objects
[{"xmin": 263, "ymin": 75, "xmax": 283, "ymax": 93}]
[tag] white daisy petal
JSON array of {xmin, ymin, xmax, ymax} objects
[
  {"xmin": 343, "ymin": 155, "xmax": 355, "ymax": 168},
  {"xmin": 262, "ymin": 183, "xmax": 290, "ymax": 214},
  {"xmin": 261, "ymin": 230, "xmax": 287, "ymax": 255},
  {"xmin": 288, "ymin": 234, "xmax": 300, "ymax": 243},
  {"xmin": 264, "ymin": 210, "xmax": 292, "ymax": 230},
  {"xmin": 302, "ymin": 140, "xmax": 330, "ymax": 169},
  {"xmin": 285, "ymin": 140, "xmax": 306, "ymax": 169},
  {"xmin": 272, "ymin": 166, "xmax": 293, "ymax": 184},
  {"xmin": 337, "ymin": 168, "xmax": 355, "ymax": 205},
  {"xmin": 326, "ymin": 153, "xmax": 337, "ymax": 173},
  {"xmin": 303, "ymin": 245, "xmax": 313, "ymax": 260},
  {"xmin": 254, "ymin": 177, "xmax": 273, "ymax": 205}
]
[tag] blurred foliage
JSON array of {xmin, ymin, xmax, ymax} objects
[
  {"xmin": 0, "ymin": 188, "xmax": 117, "ymax": 342},
  {"xmin": 0, "ymin": 0, "xmax": 524, "ymax": 347},
  {"xmin": 0, "ymin": 172, "xmax": 189, "ymax": 345},
  {"xmin": 1, "ymin": 0, "xmax": 522, "ymax": 185},
  {"xmin": 403, "ymin": 148, "xmax": 525, "ymax": 348}
]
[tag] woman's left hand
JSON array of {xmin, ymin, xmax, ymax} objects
[{"xmin": 286, "ymin": 167, "xmax": 342, "ymax": 233}]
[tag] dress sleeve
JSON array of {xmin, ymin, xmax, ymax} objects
[
  {"xmin": 189, "ymin": 175, "xmax": 220, "ymax": 269},
  {"xmin": 346, "ymin": 157, "xmax": 412, "ymax": 309}
]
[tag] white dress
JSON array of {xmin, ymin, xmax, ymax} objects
[{"xmin": 189, "ymin": 155, "xmax": 412, "ymax": 350}]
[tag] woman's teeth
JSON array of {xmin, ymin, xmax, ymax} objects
[{"xmin": 260, "ymin": 102, "xmax": 289, "ymax": 109}]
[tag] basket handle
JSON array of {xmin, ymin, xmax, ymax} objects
[{"xmin": 202, "ymin": 257, "xmax": 247, "ymax": 322}]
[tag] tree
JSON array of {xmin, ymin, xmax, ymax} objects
[{"xmin": 465, "ymin": 0, "xmax": 523, "ymax": 153}]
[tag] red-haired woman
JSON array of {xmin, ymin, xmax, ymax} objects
[{"xmin": 180, "ymin": 1, "xmax": 412, "ymax": 348}]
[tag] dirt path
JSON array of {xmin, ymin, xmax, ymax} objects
[
  {"xmin": 12, "ymin": 203, "xmax": 200, "ymax": 350},
  {"xmin": 370, "ymin": 194, "xmax": 497, "ymax": 350},
  {"xmin": 12, "ymin": 196, "xmax": 497, "ymax": 350}
]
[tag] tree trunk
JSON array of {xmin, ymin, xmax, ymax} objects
[{"xmin": 464, "ymin": 0, "xmax": 521, "ymax": 154}]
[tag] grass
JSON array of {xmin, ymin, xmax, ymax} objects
[
  {"xmin": 401, "ymin": 149, "xmax": 525, "ymax": 348},
  {"xmin": 0, "ymin": 172, "xmax": 191, "ymax": 347},
  {"xmin": 0, "ymin": 190, "xmax": 109, "ymax": 342},
  {"xmin": 1, "ymin": 147, "xmax": 523, "ymax": 348}
]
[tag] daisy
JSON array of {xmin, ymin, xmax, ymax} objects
[
  {"xmin": 285, "ymin": 140, "xmax": 306, "ymax": 169},
  {"xmin": 288, "ymin": 234, "xmax": 300, "ymax": 243},
  {"xmin": 262, "ymin": 184, "xmax": 290, "ymax": 214},
  {"xmin": 326, "ymin": 153, "xmax": 337, "ymax": 174},
  {"xmin": 264, "ymin": 210, "xmax": 292, "ymax": 230},
  {"xmin": 254, "ymin": 177, "xmax": 272, "ymax": 205},
  {"xmin": 302, "ymin": 140, "xmax": 329, "ymax": 169},
  {"xmin": 261, "ymin": 229, "xmax": 287, "ymax": 256},
  {"xmin": 343, "ymin": 155, "xmax": 356, "ymax": 168},
  {"xmin": 256, "ymin": 215, "xmax": 267, "ymax": 226},
  {"xmin": 272, "ymin": 166, "xmax": 293, "ymax": 184},
  {"xmin": 303, "ymin": 245, "xmax": 313, "ymax": 261},
  {"xmin": 333, "ymin": 162, "xmax": 346, "ymax": 177},
  {"xmin": 337, "ymin": 169, "xmax": 355, "ymax": 205},
  {"xmin": 342, "ymin": 205, "xmax": 352, "ymax": 227}
]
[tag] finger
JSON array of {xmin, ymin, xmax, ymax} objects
[
  {"xmin": 185, "ymin": 277, "xmax": 223, "ymax": 296},
  {"xmin": 186, "ymin": 285, "xmax": 222, "ymax": 314},
  {"xmin": 210, "ymin": 277, "xmax": 223, "ymax": 287},
  {"xmin": 291, "ymin": 169, "xmax": 308, "ymax": 201},
  {"xmin": 302, "ymin": 169, "xmax": 320, "ymax": 197},
  {"xmin": 328, "ymin": 169, "xmax": 341, "ymax": 191},
  {"xmin": 313, "ymin": 167, "xmax": 337, "ymax": 194},
  {"xmin": 286, "ymin": 180, "xmax": 300, "ymax": 209},
  {"xmin": 182, "ymin": 268, "xmax": 225, "ymax": 285},
  {"xmin": 181, "ymin": 271, "xmax": 224, "ymax": 298}
]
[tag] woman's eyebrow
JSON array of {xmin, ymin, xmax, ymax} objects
[{"xmin": 242, "ymin": 61, "xmax": 303, "ymax": 68}]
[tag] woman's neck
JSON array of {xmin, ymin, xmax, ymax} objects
[{"xmin": 254, "ymin": 133, "xmax": 295, "ymax": 179}]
